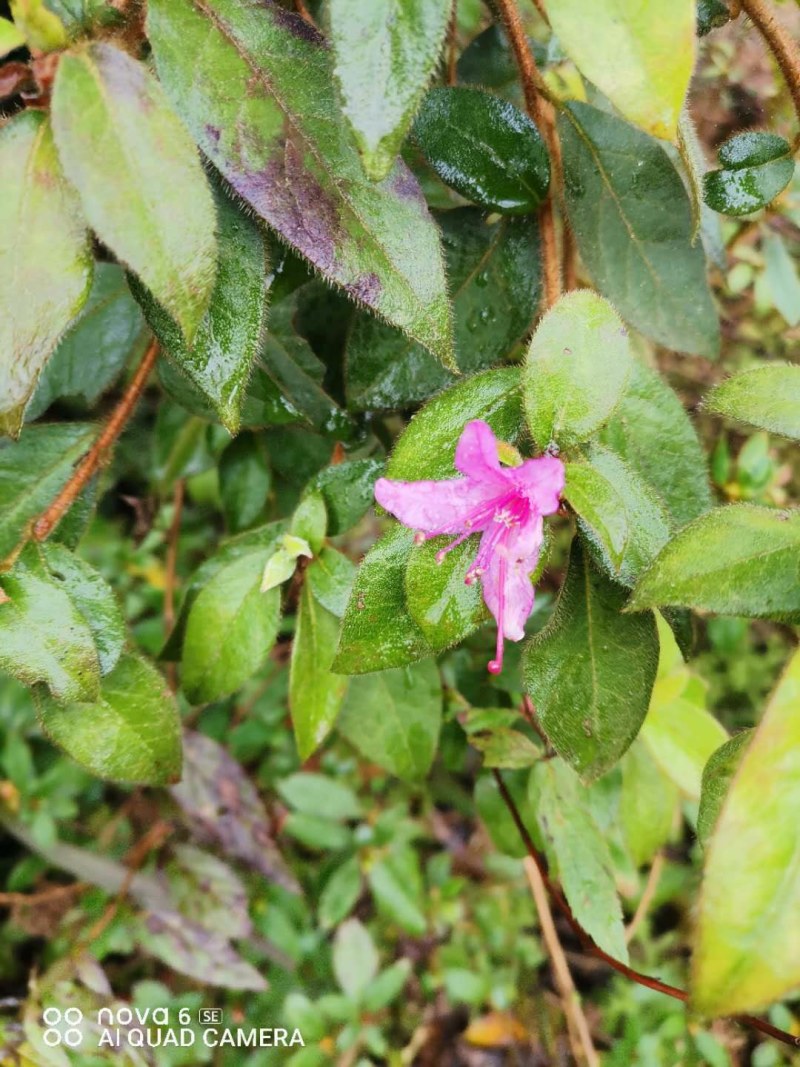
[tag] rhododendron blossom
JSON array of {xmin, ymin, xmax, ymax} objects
[{"xmin": 374, "ymin": 420, "xmax": 565, "ymax": 674}]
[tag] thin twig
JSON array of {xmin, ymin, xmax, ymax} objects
[
  {"xmin": 32, "ymin": 339, "xmax": 160, "ymax": 543},
  {"xmin": 739, "ymin": 0, "xmax": 800, "ymax": 146},
  {"xmin": 524, "ymin": 857, "xmax": 599, "ymax": 1066},
  {"xmin": 164, "ymin": 479, "xmax": 185, "ymax": 691},
  {"xmin": 0, "ymin": 883, "xmax": 87, "ymax": 908},
  {"xmin": 625, "ymin": 851, "xmax": 665, "ymax": 944},
  {"xmin": 491, "ymin": 769, "xmax": 800, "ymax": 1050},
  {"xmin": 294, "ymin": 0, "xmax": 316, "ymax": 28}
]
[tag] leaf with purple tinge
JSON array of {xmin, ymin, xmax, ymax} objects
[
  {"xmin": 171, "ymin": 731, "xmax": 300, "ymax": 894},
  {"xmin": 147, "ymin": 0, "xmax": 454, "ymax": 368}
]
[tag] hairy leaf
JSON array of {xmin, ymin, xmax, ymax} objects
[
  {"xmin": 704, "ymin": 132, "xmax": 794, "ymax": 216},
  {"xmin": 405, "ymin": 537, "xmax": 488, "ymax": 651},
  {"xmin": 696, "ymin": 730, "xmax": 752, "ymax": 848},
  {"xmin": 620, "ymin": 741, "xmax": 678, "ymax": 867},
  {"xmin": 705, "ymin": 363, "xmax": 800, "ymax": 441},
  {"xmin": 219, "ymin": 433, "xmax": 271, "ymax": 533}
]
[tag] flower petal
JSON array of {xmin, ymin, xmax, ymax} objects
[
  {"xmin": 482, "ymin": 553, "xmax": 536, "ymax": 641},
  {"xmin": 513, "ymin": 454, "xmax": 565, "ymax": 515},
  {"xmin": 506, "ymin": 513, "xmax": 544, "ymax": 562},
  {"xmin": 454, "ymin": 420, "xmax": 509, "ymax": 487},
  {"xmin": 374, "ymin": 476, "xmax": 492, "ymax": 535}
]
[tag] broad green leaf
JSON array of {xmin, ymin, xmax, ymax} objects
[
  {"xmin": 559, "ymin": 102, "xmax": 719, "ymax": 358},
  {"xmin": 147, "ymin": 0, "xmax": 454, "ymax": 367},
  {"xmin": 329, "ymin": 0, "xmax": 451, "ymax": 182},
  {"xmin": 333, "ymin": 919, "xmax": 379, "ymax": 999},
  {"xmin": 306, "ymin": 547, "xmax": 355, "ymax": 618},
  {"xmin": 182, "ymin": 549, "xmax": 281, "ymax": 704},
  {"xmin": 367, "ymin": 851, "xmax": 427, "ymax": 934},
  {"xmin": 762, "ymin": 231, "xmax": 800, "ymax": 327},
  {"xmin": 219, "ymin": 432, "xmax": 271, "ymax": 533},
  {"xmin": 132, "ymin": 189, "xmax": 267, "ymax": 433},
  {"xmin": 35, "ymin": 652, "xmax": 180, "ymax": 784},
  {"xmin": 405, "ymin": 537, "xmax": 488, "ymax": 652},
  {"xmin": 564, "ymin": 461, "xmax": 629, "ymax": 571},
  {"xmin": 620, "ymin": 741, "xmax": 678, "ymax": 867},
  {"xmin": 414, "ymin": 87, "xmax": 549, "ymax": 214},
  {"xmin": 705, "ymin": 363, "xmax": 800, "ymax": 441},
  {"xmin": 0, "ymin": 16, "xmax": 25, "ymax": 56},
  {"xmin": 26, "ymin": 264, "xmax": 149, "ymax": 423},
  {"xmin": 311, "ymin": 459, "xmax": 384, "ymax": 536},
  {"xmin": 319, "ymin": 856, "xmax": 363, "ymax": 930},
  {"xmin": 51, "ymin": 42, "xmax": 216, "ymax": 344},
  {"xmin": 696, "ymin": 730, "xmax": 752, "ymax": 848},
  {"xmin": 628, "ymin": 505, "xmax": 800, "ymax": 623},
  {"xmin": 337, "ymin": 659, "xmax": 442, "ymax": 780},
  {"xmin": 347, "ymin": 209, "xmax": 540, "ymax": 412},
  {"xmin": 283, "ymin": 812, "xmax": 352, "ymax": 852},
  {"xmin": 386, "ymin": 367, "xmax": 523, "ymax": 481},
  {"xmin": 290, "ymin": 582, "xmax": 349, "ymax": 760},
  {"xmin": 0, "ymin": 545, "xmax": 100, "ymax": 703},
  {"xmin": 523, "ymin": 290, "xmax": 631, "ymax": 448},
  {"xmin": 0, "ymin": 423, "xmax": 94, "ymax": 561},
  {"xmin": 277, "ymin": 772, "xmax": 360, "ymax": 821},
  {"xmin": 531, "ymin": 758, "xmax": 629, "ymax": 962},
  {"xmin": 41, "ymin": 543, "xmax": 125, "ymax": 676},
  {"xmin": 334, "ymin": 525, "xmax": 433, "ymax": 674},
  {"xmin": 704, "ymin": 133, "xmax": 794, "ymax": 216},
  {"xmin": 692, "ymin": 650, "xmax": 800, "ymax": 1016},
  {"xmin": 0, "ymin": 111, "xmax": 92, "ymax": 437},
  {"xmin": 546, "ymin": 0, "xmax": 695, "ymax": 140},
  {"xmin": 524, "ymin": 541, "xmax": 659, "ymax": 782},
  {"xmin": 9, "ymin": 0, "xmax": 68, "ymax": 50},
  {"xmin": 598, "ymin": 359, "xmax": 712, "ymax": 527}
]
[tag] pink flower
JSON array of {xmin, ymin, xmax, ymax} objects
[{"xmin": 374, "ymin": 420, "xmax": 565, "ymax": 674}]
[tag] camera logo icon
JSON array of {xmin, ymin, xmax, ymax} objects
[{"xmin": 42, "ymin": 1007, "xmax": 84, "ymax": 1048}]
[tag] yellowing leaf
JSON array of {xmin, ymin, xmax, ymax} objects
[{"xmin": 465, "ymin": 1011, "xmax": 528, "ymax": 1048}]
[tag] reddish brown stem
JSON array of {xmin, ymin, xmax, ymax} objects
[
  {"xmin": 32, "ymin": 339, "xmax": 160, "ymax": 543},
  {"xmin": 739, "ymin": 0, "xmax": 800, "ymax": 144},
  {"xmin": 491, "ymin": 769, "xmax": 800, "ymax": 1050}
]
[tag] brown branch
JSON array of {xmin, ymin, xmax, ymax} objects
[
  {"xmin": 493, "ymin": 0, "xmax": 561, "ymax": 308},
  {"xmin": 447, "ymin": 0, "xmax": 459, "ymax": 87},
  {"xmin": 32, "ymin": 339, "xmax": 160, "ymax": 543},
  {"xmin": 491, "ymin": 769, "xmax": 800, "ymax": 1050},
  {"xmin": 740, "ymin": 0, "xmax": 800, "ymax": 144},
  {"xmin": 0, "ymin": 882, "xmax": 87, "ymax": 908}
]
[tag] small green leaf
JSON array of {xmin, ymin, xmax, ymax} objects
[
  {"xmin": 405, "ymin": 537, "xmax": 488, "ymax": 652},
  {"xmin": 414, "ymin": 87, "xmax": 549, "ymax": 214},
  {"xmin": 182, "ymin": 549, "xmax": 281, "ymax": 704},
  {"xmin": 0, "ymin": 111, "xmax": 92, "ymax": 437},
  {"xmin": 10, "ymin": 0, "xmax": 68, "ymax": 50},
  {"xmin": 564, "ymin": 461, "xmax": 629, "ymax": 570},
  {"xmin": 291, "ymin": 492, "xmax": 327, "ymax": 556},
  {"xmin": 367, "ymin": 853, "xmax": 427, "ymax": 935},
  {"xmin": 319, "ymin": 855, "xmax": 363, "ymax": 930},
  {"xmin": 219, "ymin": 432, "xmax": 271, "ymax": 533},
  {"xmin": 166, "ymin": 845, "xmax": 251, "ymax": 939},
  {"xmin": 311, "ymin": 460, "xmax": 384, "ymax": 536},
  {"xmin": 531, "ymin": 758, "xmax": 629, "ymax": 962},
  {"xmin": 559, "ymin": 102, "xmax": 720, "ymax": 358},
  {"xmin": 363, "ymin": 959, "xmax": 411, "ymax": 1013},
  {"xmin": 704, "ymin": 133, "xmax": 794, "ymax": 216},
  {"xmin": 0, "ymin": 545, "xmax": 100, "ymax": 703},
  {"xmin": 36, "ymin": 652, "xmax": 181, "ymax": 784},
  {"xmin": 628, "ymin": 505, "xmax": 800, "ymax": 623},
  {"xmin": 51, "ymin": 42, "xmax": 217, "ymax": 344},
  {"xmin": 147, "ymin": 0, "xmax": 454, "ymax": 367},
  {"xmin": 692, "ymin": 650, "xmax": 800, "ymax": 1016},
  {"xmin": 762, "ymin": 231, "xmax": 800, "ymax": 327},
  {"xmin": 620, "ymin": 741, "xmax": 678, "ymax": 867},
  {"xmin": 290, "ymin": 582, "xmax": 349, "ymax": 760},
  {"xmin": 696, "ymin": 731, "xmax": 752, "ymax": 848},
  {"xmin": 470, "ymin": 727, "xmax": 542, "ymax": 769},
  {"xmin": 0, "ymin": 16, "xmax": 25, "ymax": 56},
  {"xmin": 705, "ymin": 363, "xmax": 800, "ymax": 441},
  {"xmin": 546, "ymin": 0, "xmax": 695, "ymax": 140},
  {"xmin": 277, "ymin": 772, "xmax": 360, "ymax": 821},
  {"xmin": 524, "ymin": 540, "xmax": 659, "ymax": 781},
  {"xmin": 337, "ymin": 660, "xmax": 442, "ymax": 780},
  {"xmin": 523, "ymin": 290, "xmax": 632, "ymax": 448},
  {"xmin": 333, "ymin": 919, "xmax": 379, "ymax": 1000},
  {"xmin": 330, "ymin": 0, "xmax": 451, "ymax": 182},
  {"xmin": 307, "ymin": 547, "xmax": 356, "ymax": 618}
]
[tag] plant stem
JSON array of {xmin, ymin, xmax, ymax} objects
[
  {"xmin": 491, "ymin": 769, "xmax": 800, "ymax": 1050},
  {"xmin": 32, "ymin": 338, "xmax": 160, "ymax": 543},
  {"xmin": 493, "ymin": 0, "xmax": 561, "ymax": 308},
  {"xmin": 740, "ymin": 0, "xmax": 800, "ymax": 144}
]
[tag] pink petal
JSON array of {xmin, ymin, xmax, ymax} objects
[
  {"xmin": 482, "ymin": 552, "xmax": 536, "ymax": 641},
  {"xmin": 374, "ymin": 476, "xmax": 492, "ymax": 536},
  {"xmin": 512, "ymin": 454, "xmax": 565, "ymax": 515},
  {"xmin": 506, "ymin": 513, "xmax": 544, "ymax": 563},
  {"xmin": 454, "ymin": 420, "xmax": 509, "ymax": 488}
]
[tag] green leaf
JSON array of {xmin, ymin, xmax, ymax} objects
[
  {"xmin": 284, "ymin": 812, "xmax": 352, "ymax": 852},
  {"xmin": 132, "ymin": 188, "xmax": 267, "ymax": 433},
  {"xmin": 559, "ymin": 101, "xmax": 720, "ymax": 358},
  {"xmin": 0, "ymin": 423, "xmax": 94, "ymax": 561},
  {"xmin": 0, "ymin": 111, "xmax": 92, "ymax": 437},
  {"xmin": 319, "ymin": 855, "xmax": 363, "ymax": 930},
  {"xmin": 346, "ymin": 209, "xmax": 540, "ymax": 412},
  {"xmin": 470, "ymin": 727, "xmax": 542, "ymax": 769},
  {"xmin": 334, "ymin": 525, "xmax": 432, "ymax": 674},
  {"xmin": 329, "ymin": 0, "xmax": 451, "ymax": 182},
  {"xmin": 277, "ymin": 772, "xmax": 360, "ymax": 821},
  {"xmin": 337, "ymin": 659, "xmax": 442, "ymax": 780},
  {"xmin": 523, "ymin": 290, "xmax": 632, "ymax": 448},
  {"xmin": 147, "ymin": 0, "xmax": 454, "ymax": 368},
  {"xmin": 692, "ymin": 650, "xmax": 800, "ymax": 1016},
  {"xmin": 333, "ymin": 919, "xmax": 379, "ymax": 999},
  {"xmin": 0, "ymin": 545, "xmax": 100, "ymax": 703},
  {"xmin": 291, "ymin": 492, "xmax": 327, "ymax": 555},
  {"xmin": 628, "ymin": 504, "xmax": 800, "ymax": 623},
  {"xmin": 696, "ymin": 730, "xmax": 752, "ymax": 848},
  {"xmin": 41, "ymin": 543, "xmax": 125, "ymax": 676},
  {"xmin": 531, "ymin": 758, "xmax": 629, "ymax": 962},
  {"xmin": 36, "ymin": 652, "xmax": 182, "ymax": 784},
  {"xmin": 524, "ymin": 540, "xmax": 659, "ymax": 782},
  {"xmin": 475, "ymin": 771, "xmax": 530, "ymax": 858},
  {"xmin": 405, "ymin": 537, "xmax": 488, "ymax": 652},
  {"xmin": 307, "ymin": 547, "xmax": 356, "ymax": 618},
  {"xmin": 564, "ymin": 461, "xmax": 629, "ymax": 571},
  {"xmin": 762, "ymin": 231, "xmax": 800, "ymax": 327},
  {"xmin": 697, "ymin": 0, "xmax": 730, "ymax": 35},
  {"xmin": 620, "ymin": 741, "xmax": 678, "ymax": 867},
  {"xmin": 166, "ymin": 844, "xmax": 251, "ymax": 939},
  {"xmin": 363, "ymin": 959, "xmax": 412, "ymax": 1012},
  {"xmin": 0, "ymin": 16, "xmax": 25, "ymax": 57},
  {"xmin": 51, "ymin": 42, "xmax": 217, "ymax": 344},
  {"xmin": 546, "ymin": 0, "xmax": 695, "ymax": 140},
  {"xmin": 311, "ymin": 459, "xmax": 384, "ymax": 536},
  {"xmin": 704, "ymin": 133, "xmax": 794, "ymax": 216},
  {"xmin": 26, "ymin": 263, "xmax": 149, "ymax": 423},
  {"xmin": 598, "ymin": 359, "xmax": 712, "ymax": 527},
  {"xmin": 290, "ymin": 582, "xmax": 349, "ymax": 760},
  {"xmin": 367, "ymin": 853, "xmax": 427, "ymax": 935},
  {"xmin": 9, "ymin": 0, "xmax": 68, "ymax": 50},
  {"xmin": 414, "ymin": 87, "xmax": 549, "ymax": 214},
  {"xmin": 219, "ymin": 432, "xmax": 271, "ymax": 533},
  {"xmin": 705, "ymin": 363, "xmax": 800, "ymax": 441},
  {"xmin": 181, "ymin": 549, "xmax": 281, "ymax": 704}
]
